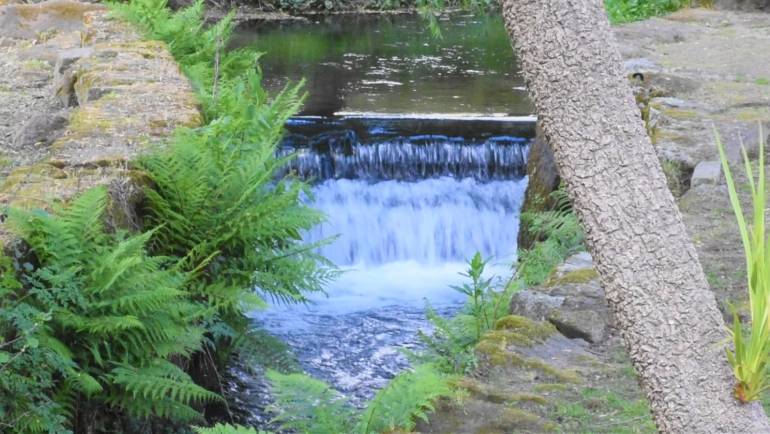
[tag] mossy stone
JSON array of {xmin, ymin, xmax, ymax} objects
[{"xmin": 546, "ymin": 268, "xmax": 599, "ymax": 287}]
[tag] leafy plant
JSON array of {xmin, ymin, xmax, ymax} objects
[
  {"xmin": 414, "ymin": 253, "xmax": 513, "ymax": 374},
  {"xmin": 517, "ymin": 186, "xmax": 584, "ymax": 286},
  {"xmin": 266, "ymin": 371, "xmax": 357, "ymax": 433},
  {"xmin": 717, "ymin": 125, "xmax": 770, "ymax": 402},
  {"xmin": 0, "ymin": 250, "xmax": 71, "ymax": 434},
  {"xmin": 0, "ymin": 1, "xmax": 336, "ymax": 431},
  {"xmin": 266, "ymin": 364, "xmax": 455, "ymax": 433},
  {"xmin": 451, "ymin": 253, "xmax": 495, "ymax": 340},
  {"xmin": 358, "ymin": 363, "xmax": 454, "ymax": 433},
  {"xmin": 604, "ymin": 0, "xmax": 686, "ymax": 24},
  {"xmin": 194, "ymin": 423, "xmax": 272, "ymax": 434},
  {"xmin": 2, "ymin": 187, "xmax": 219, "ymax": 430}
]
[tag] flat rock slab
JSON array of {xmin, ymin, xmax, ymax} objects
[
  {"xmin": 614, "ymin": 9, "xmax": 770, "ymax": 170},
  {"xmin": 418, "ymin": 316, "xmax": 654, "ymax": 433}
]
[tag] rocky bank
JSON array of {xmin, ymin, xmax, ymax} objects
[
  {"xmin": 0, "ymin": 0, "xmax": 200, "ymax": 238},
  {"xmin": 423, "ymin": 7, "xmax": 770, "ymax": 434}
]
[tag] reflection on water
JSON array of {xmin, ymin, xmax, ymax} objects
[{"xmin": 234, "ymin": 14, "xmax": 531, "ymax": 116}]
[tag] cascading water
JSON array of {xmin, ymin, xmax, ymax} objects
[
  {"xmin": 239, "ymin": 117, "xmax": 530, "ymax": 412},
  {"xmin": 229, "ymin": 13, "xmax": 535, "ymax": 426}
]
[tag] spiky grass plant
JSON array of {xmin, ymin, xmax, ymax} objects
[{"xmin": 717, "ymin": 124, "xmax": 770, "ymax": 402}]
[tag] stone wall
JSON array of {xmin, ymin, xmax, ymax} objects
[{"xmin": 0, "ymin": 0, "xmax": 200, "ymax": 239}]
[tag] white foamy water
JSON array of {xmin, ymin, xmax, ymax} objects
[
  {"xmin": 308, "ymin": 177, "xmax": 526, "ymax": 266},
  {"xmin": 260, "ymin": 176, "xmax": 526, "ymax": 319}
]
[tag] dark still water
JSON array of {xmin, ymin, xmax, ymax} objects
[{"xmin": 234, "ymin": 13, "xmax": 532, "ymax": 116}]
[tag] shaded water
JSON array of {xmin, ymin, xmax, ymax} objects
[
  {"xmin": 231, "ymin": 13, "xmax": 533, "ymax": 425},
  {"xmin": 234, "ymin": 14, "xmax": 531, "ymax": 116}
]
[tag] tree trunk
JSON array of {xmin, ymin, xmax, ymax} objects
[{"xmin": 501, "ymin": 0, "xmax": 770, "ymax": 432}]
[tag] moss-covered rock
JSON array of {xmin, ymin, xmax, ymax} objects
[{"xmin": 546, "ymin": 268, "xmax": 599, "ymax": 287}]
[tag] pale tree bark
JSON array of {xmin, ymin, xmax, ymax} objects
[{"xmin": 502, "ymin": 0, "xmax": 770, "ymax": 432}]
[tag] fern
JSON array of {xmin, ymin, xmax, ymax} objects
[
  {"xmin": 518, "ymin": 186, "xmax": 585, "ymax": 285},
  {"xmin": 267, "ymin": 370, "xmax": 356, "ymax": 433},
  {"xmin": 357, "ymin": 364, "xmax": 454, "ymax": 433},
  {"xmin": 267, "ymin": 364, "xmax": 455, "ymax": 434},
  {"xmin": 4, "ymin": 186, "xmax": 211, "ymax": 427},
  {"xmin": 194, "ymin": 423, "xmax": 272, "ymax": 434}
]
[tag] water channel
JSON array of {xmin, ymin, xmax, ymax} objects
[{"xmin": 230, "ymin": 13, "xmax": 535, "ymax": 424}]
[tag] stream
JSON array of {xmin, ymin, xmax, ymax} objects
[{"xmin": 229, "ymin": 13, "xmax": 534, "ymax": 425}]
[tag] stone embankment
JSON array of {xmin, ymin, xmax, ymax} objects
[{"xmin": 0, "ymin": 0, "xmax": 200, "ymax": 236}]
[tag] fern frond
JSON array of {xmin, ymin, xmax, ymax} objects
[
  {"xmin": 358, "ymin": 364, "xmax": 455, "ymax": 433},
  {"xmin": 110, "ymin": 360, "xmax": 221, "ymax": 404}
]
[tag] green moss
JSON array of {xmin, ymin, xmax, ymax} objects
[
  {"xmin": 475, "ymin": 338, "xmax": 581, "ymax": 384},
  {"xmin": 757, "ymin": 78, "xmax": 770, "ymax": 86},
  {"xmin": 494, "ymin": 315, "xmax": 556, "ymax": 338},
  {"xmin": 22, "ymin": 59, "xmax": 50, "ymax": 72},
  {"xmin": 475, "ymin": 407, "xmax": 549, "ymax": 433},
  {"xmin": 734, "ymin": 107, "xmax": 770, "ymax": 122},
  {"xmin": 546, "ymin": 268, "xmax": 599, "ymax": 287},
  {"xmin": 458, "ymin": 379, "xmax": 547, "ymax": 405},
  {"xmin": 661, "ymin": 108, "xmax": 699, "ymax": 120},
  {"xmin": 15, "ymin": 1, "xmax": 102, "ymax": 21},
  {"xmin": 67, "ymin": 107, "xmax": 113, "ymax": 136}
]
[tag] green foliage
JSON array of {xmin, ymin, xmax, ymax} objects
[
  {"xmin": 0, "ymin": 251, "xmax": 71, "ymax": 433},
  {"xmin": 193, "ymin": 423, "xmax": 271, "ymax": 434},
  {"xmin": 267, "ymin": 371, "xmax": 357, "ymax": 433},
  {"xmin": 717, "ymin": 125, "xmax": 770, "ymax": 402},
  {"xmin": 266, "ymin": 364, "xmax": 455, "ymax": 433},
  {"xmin": 414, "ymin": 254, "xmax": 514, "ymax": 374},
  {"xmin": 2, "ymin": 187, "xmax": 219, "ymax": 431},
  {"xmin": 415, "ymin": 306, "xmax": 479, "ymax": 374},
  {"xmin": 358, "ymin": 364, "xmax": 454, "ymax": 433},
  {"xmin": 604, "ymin": 0, "xmax": 687, "ymax": 24},
  {"xmin": 113, "ymin": 0, "xmax": 334, "ymax": 364},
  {"xmin": 451, "ymin": 252, "xmax": 496, "ymax": 340},
  {"xmin": 517, "ymin": 187, "xmax": 584, "ymax": 286},
  {"xmin": 0, "ymin": 1, "xmax": 334, "ymax": 431}
]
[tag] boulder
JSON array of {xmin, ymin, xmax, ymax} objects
[
  {"xmin": 510, "ymin": 252, "xmax": 613, "ymax": 344},
  {"xmin": 419, "ymin": 315, "xmax": 653, "ymax": 433},
  {"xmin": 690, "ymin": 160, "xmax": 722, "ymax": 188},
  {"xmin": 12, "ymin": 109, "xmax": 70, "ymax": 149}
]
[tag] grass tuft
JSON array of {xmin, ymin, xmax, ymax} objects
[{"xmin": 716, "ymin": 123, "xmax": 770, "ymax": 403}]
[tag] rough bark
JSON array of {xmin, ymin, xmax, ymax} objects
[{"xmin": 502, "ymin": 0, "xmax": 770, "ymax": 432}]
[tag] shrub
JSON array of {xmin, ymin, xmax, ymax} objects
[{"xmin": 2, "ymin": 187, "xmax": 219, "ymax": 431}]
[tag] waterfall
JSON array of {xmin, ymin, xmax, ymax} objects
[
  {"xmin": 283, "ymin": 135, "xmax": 529, "ymax": 181},
  {"xmin": 267, "ymin": 117, "xmax": 531, "ymax": 314},
  {"xmin": 307, "ymin": 177, "xmax": 526, "ymax": 266}
]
